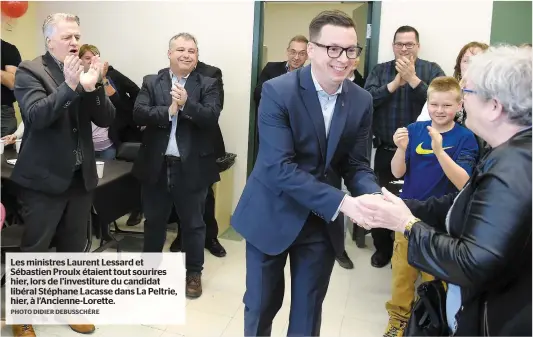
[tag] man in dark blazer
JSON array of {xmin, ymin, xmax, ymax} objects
[
  {"xmin": 11, "ymin": 13, "xmax": 115, "ymax": 337},
  {"xmin": 252, "ymin": 35, "xmax": 309, "ymax": 150},
  {"xmin": 167, "ymin": 60, "xmax": 228, "ymax": 257},
  {"xmin": 253, "ymin": 35, "xmax": 309, "ymax": 107},
  {"xmin": 133, "ymin": 33, "xmax": 222, "ymax": 299},
  {"xmin": 232, "ymin": 11, "xmax": 381, "ymax": 336}
]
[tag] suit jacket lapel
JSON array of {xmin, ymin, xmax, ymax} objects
[
  {"xmin": 159, "ymin": 70, "xmax": 173, "ymax": 107},
  {"xmin": 279, "ymin": 61, "xmax": 289, "ymax": 75},
  {"xmin": 184, "ymin": 72, "xmax": 200, "ymax": 99},
  {"xmin": 325, "ymin": 86, "xmax": 349, "ymax": 168},
  {"xmin": 299, "ymin": 66, "xmax": 326, "ymax": 161},
  {"xmin": 42, "ymin": 52, "xmax": 65, "ymax": 87}
]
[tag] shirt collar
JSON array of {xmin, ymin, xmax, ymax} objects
[
  {"xmin": 169, "ymin": 69, "xmax": 190, "ymax": 81},
  {"xmin": 50, "ymin": 53, "xmax": 64, "ymax": 71},
  {"xmin": 311, "ymin": 68, "xmax": 343, "ymax": 95},
  {"xmin": 348, "ymin": 74, "xmax": 355, "ymax": 82}
]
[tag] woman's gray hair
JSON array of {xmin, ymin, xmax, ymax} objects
[
  {"xmin": 466, "ymin": 45, "xmax": 532, "ymax": 126},
  {"xmin": 42, "ymin": 13, "xmax": 80, "ymax": 49}
]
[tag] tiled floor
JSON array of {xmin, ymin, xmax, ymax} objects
[{"xmin": 1, "ymin": 221, "xmax": 392, "ymax": 337}]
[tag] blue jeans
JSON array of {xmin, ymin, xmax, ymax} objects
[{"xmin": 95, "ymin": 146, "xmax": 116, "ymax": 160}]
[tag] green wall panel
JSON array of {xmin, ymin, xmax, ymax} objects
[{"xmin": 491, "ymin": 1, "xmax": 532, "ymax": 45}]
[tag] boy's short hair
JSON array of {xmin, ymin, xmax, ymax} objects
[{"xmin": 427, "ymin": 76, "xmax": 462, "ymax": 102}]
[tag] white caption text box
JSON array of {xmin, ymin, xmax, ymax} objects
[{"xmin": 6, "ymin": 252, "xmax": 186, "ymax": 325}]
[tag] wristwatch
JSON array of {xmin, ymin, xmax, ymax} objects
[{"xmin": 404, "ymin": 217, "xmax": 421, "ymax": 240}]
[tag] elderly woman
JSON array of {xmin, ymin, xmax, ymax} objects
[{"xmin": 358, "ymin": 45, "xmax": 531, "ymax": 336}]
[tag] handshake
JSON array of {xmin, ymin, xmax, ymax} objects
[{"xmin": 339, "ymin": 187, "xmax": 415, "ymax": 233}]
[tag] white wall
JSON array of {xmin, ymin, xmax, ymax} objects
[
  {"xmin": 34, "ymin": 1, "xmax": 255, "ymax": 210},
  {"xmin": 378, "ymin": 1, "xmax": 493, "ymax": 75},
  {"xmin": 263, "ymin": 2, "xmax": 364, "ymax": 63}
]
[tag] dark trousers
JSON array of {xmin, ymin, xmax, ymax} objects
[
  {"xmin": 371, "ymin": 145, "xmax": 402, "ymax": 256},
  {"xmin": 244, "ymin": 215, "xmax": 335, "ymax": 336},
  {"xmin": 18, "ymin": 170, "xmax": 92, "ymax": 252},
  {"xmin": 1, "ymin": 105, "xmax": 17, "ymax": 138},
  {"xmin": 176, "ymin": 185, "xmax": 218, "ymax": 243},
  {"xmin": 142, "ymin": 158, "xmax": 207, "ymax": 274}
]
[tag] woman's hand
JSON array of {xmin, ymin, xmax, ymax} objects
[
  {"xmin": 1, "ymin": 134, "xmax": 17, "ymax": 145},
  {"xmin": 358, "ymin": 187, "xmax": 417, "ymax": 233}
]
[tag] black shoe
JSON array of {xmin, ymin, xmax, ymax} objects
[
  {"xmin": 371, "ymin": 251, "xmax": 391, "ymax": 268},
  {"xmin": 354, "ymin": 226, "xmax": 368, "ymax": 248},
  {"xmin": 126, "ymin": 211, "xmax": 143, "ymax": 226},
  {"xmin": 205, "ymin": 238, "xmax": 226, "ymax": 257},
  {"xmin": 169, "ymin": 237, "xmax": 181, "ymax": 252},
  {"xmin": 335, "ymin": 250, "xmax": 354, "ymax": 269}
]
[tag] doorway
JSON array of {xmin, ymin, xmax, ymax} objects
[{"xmin": 246, "ymin": 1, "xmax": 382, "ymax": 175}]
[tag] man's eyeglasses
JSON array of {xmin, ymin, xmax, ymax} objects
[
  {"xmin": 393, "ymin": 42, "xmax": 417, "ymax": 50},
  {"xmin": 288, "ymin": 50, "xmax": 307, "ymax": 58},
  {"xmin": 312, "ymin": 42, "xmax": 363, "ymax": 59}
]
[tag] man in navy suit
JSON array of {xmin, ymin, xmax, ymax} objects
[{"xmin": 232, "ymin": 10, "xmax": 382, "ymax": 336}]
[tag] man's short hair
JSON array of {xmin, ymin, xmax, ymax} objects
[
  {"xmin": 42, "ymin": 13, "xmax": 79, "ymax": 49},
  {"xmin": 79, "ymin": 44, "xmax": 100, "ymax": 58},
  {"xmin": 393, "ymin": 25, "xmax": 419, "ymax": 43},
  {"xmin": 168, "ymin": 32, "xmax": 198, "ymax": 50},
  {"xmin": 427, "ymin": 76, "xmax": 462, "ymax": 102},
  {"xmin": 287, "ymin": 35, "xmax": 308, "ymax": 48},
  {"xmin": 309, "ymin": 10, "xmax": 355, "ymax": 42}
]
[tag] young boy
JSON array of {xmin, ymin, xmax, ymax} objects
[{"xmin": 383, "ymin": 76, "xmax": 479, "ymax": 337}]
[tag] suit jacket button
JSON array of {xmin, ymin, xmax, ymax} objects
[{"xmin": 73, "ymin": 128, "xmax": 77, "ymax": 133}]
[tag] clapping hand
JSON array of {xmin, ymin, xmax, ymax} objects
[
  {"xmin": 169, "ymin": 84, "xmax": 181, "ymax": 116},
  {"xmin": 63, "ymin": 55, "xmax": 84, "ymax": 91},
  {"xmin": 80, "ymin": 55, "xmax": 103, "ymax": 92},
  {"xmin": 395, "ymin": 55, "xmax": 416, "ymax": 82},
  {"xmin": 427, "ymin": 126, "xmax": 444, "ymax": 155},
  {"xmin": 174, "ymin": 84, "xmax": 188, "ymax": 107},
  {"xmin": 393, "ymin": 127, "xmax": 409, "ymax": 151},
  {"xmin": 102, "ymin": 61, "xmax": 109, "ymax": 79}
]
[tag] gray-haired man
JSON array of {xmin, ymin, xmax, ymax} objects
[
  {"xmin": 11, "ymin": 13, "xmax": 115, "ymax": 337},
  {"xmin": 132, "ymin": 33, "xmax": 222, "ymax": 298}
]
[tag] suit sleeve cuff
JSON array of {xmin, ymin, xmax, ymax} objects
[{"xmin": 331, "ymin": 194, "xmax": 347, "ymax": 222}]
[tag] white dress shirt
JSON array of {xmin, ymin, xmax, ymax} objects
[{"xmin": 165, "ymin": 71, "xmax": 189, "ymax": 157}]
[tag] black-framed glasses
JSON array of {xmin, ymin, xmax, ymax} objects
[
  {"xmin": 312, "ymin": 41, "xmax": 362, "ymax": 59},
  {"xmin": 393, "ymin": 42, "xmax": 418, "ymax": 50}
]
